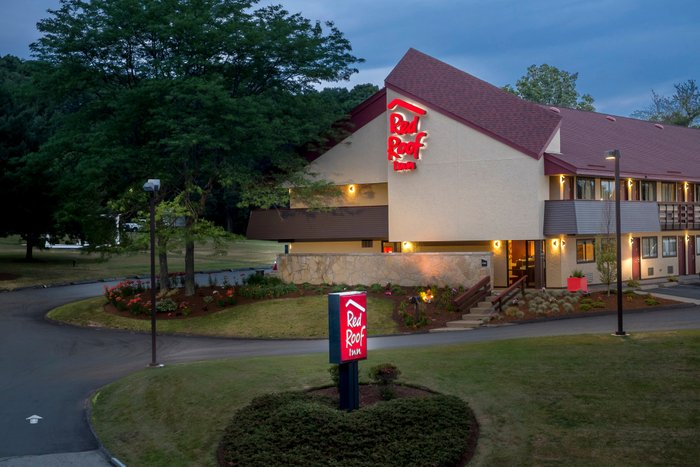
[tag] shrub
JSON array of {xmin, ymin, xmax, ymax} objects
[
  {"xmin": 562, "ymin": 303, "xmax": 574, "ymax": 313},
  {"xmin": 626, "ymin": 279, "xmax": 640, "ymax": 288},
  {"xmin": 156, "ymin": 298, "xmax": 178, "ymax": 313},
  {"xmin": 399, "ymin": 300, "xmax": 429, "ymax": 328},
  {"xmin": 219, "ymin": 391, "xmax": 476, "ymax": 467},
  {"xmin": 580, "ymin": 303, "xmax": 592, "ymax": 311},
  {"xmin": 645, "ymin": 297, "xmax": 660, "ymax": 306},
  {"xmin": 368, "ymin": 363, "xmax": 401, "ymax": 386},
  {"xmin": 369, "ymin": 283, "xmax": 384, "ymax": 293},
  {"xmin": 104, "ymin": 280, "xmax": 147, "ymax": 313},
  {"xmin": 328, "ymin": 365, "xmax": 339, "ymax": 388}
]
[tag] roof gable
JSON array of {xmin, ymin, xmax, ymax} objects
[{"xmin": 385, "ymin": 48, "xmax": 561, "ymax": 159}]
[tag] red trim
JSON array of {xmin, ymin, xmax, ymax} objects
[{"xmin": 387, "ymin": 98, "xmax": 426, "ymax": 115}]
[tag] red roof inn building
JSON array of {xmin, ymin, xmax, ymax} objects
[{"xmin": 247, "ymin": 49, "xmax": 700, "ymax": 289}]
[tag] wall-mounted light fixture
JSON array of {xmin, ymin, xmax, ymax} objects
[
  {"xmin": 552, "ymin": 239, "xmax": 558, "ymax": 247},
  {"xmin": 560, "ymin": 175, "xmax": 566, "ymax": 184},
  {"xmin": 348, "ymin": 184, "xmax": 356, "ymax": 194},
  {"xmin": 561, "ymin": 240, "xmax": 566, "ymax": 247},
  {"xmin": 684, "ymin": 182, "xmax": 689, "ymax": 190},
  {"xmin": 628, "ymin": 178, "xmax": 633, "ymax": 188},
  {"xmin": 494, "ymin": 240, "xmax": 501, "ymax": 249}
]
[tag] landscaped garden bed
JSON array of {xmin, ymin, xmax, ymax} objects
[{"xmin": 101, "ymin": 275, "xmax": 682, "ymax": 333}]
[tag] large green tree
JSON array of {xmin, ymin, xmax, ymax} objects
[
  {"xmin": 504, "ymin": 64, "xmax": 595, "ymax": 111},
  {"xmin": 0, "ymin": 56, "xmax": 60, "ymax": 259},
  {"xmin": 631, "ymin": 79, "xmax": 700, "ymax": 128},
  {"xmin": 31, "ymin": 0, "xmax": 363, "ymax": 294}
]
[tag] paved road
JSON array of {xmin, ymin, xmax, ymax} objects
[{"xmin": 1, "ymin": 275, "xmax": 700, "ymax": 464}]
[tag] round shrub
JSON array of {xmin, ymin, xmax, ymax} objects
[{"xmin": 219, "ymin": 390, "xmax": 477, "ymax": 467}]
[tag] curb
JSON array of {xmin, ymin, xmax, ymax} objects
[{"xmin": 85, "ymin": 390, "xmax": 127, "ymax": 467}]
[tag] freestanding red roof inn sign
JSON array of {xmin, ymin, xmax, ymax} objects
[
  {"xmin": 328, "ymin": 291, "xmax": 367, "ymax": 363},
  {"xmin": 387, "ymin": 98, "xmax": 428, "ymax": 172}
]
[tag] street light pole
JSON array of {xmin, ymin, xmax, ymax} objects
[
  {"xmin": 143, "ymin": 179, "xmax": 162, "ymax": 366},
  {"xmin": 605, "ymin": 150, "xmax": 626, "ymax": 336}
]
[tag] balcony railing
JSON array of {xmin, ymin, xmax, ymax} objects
[{"xmin": 659, "ymin": 202, "xmax": 700, "ymax": 230}]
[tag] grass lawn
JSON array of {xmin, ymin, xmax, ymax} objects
[
  {"xmin": 48, "ymin": 294, "xmax": 399, "ymax": 338},
  {"xmin": 92, "ymin": 330, "xmax": 700, "ymax": 466},
  {"xmin": 0, "ymin": 236, "xmax": 283, "ymax": 290}
]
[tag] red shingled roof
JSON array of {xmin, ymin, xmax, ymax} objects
[
  {"xmin": 385, "ymin": 48, "xmax": 561, "ymax": 159},
  {"xmin": 545, "ymin": 107, "xmax": 700, "ymax": 182}
]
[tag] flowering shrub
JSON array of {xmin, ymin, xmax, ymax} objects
[
  {"xmin": 217, "ymin": 288, "xmax": 236, "ymax": 307},
  {"xmin": 104, "ymin": 280, "xmax": 147, "ymax": 314}
]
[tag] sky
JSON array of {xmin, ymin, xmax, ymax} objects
[{"xmin": 1, "ymin": 0, "xmax": 699, "ymax": 117}]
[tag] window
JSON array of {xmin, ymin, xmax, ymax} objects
[
  {"xmin": 660, "ymin": 182, "xmax": 676, "ymax": 202},
  {"xmin": 576, "ymin": 239, "xmax": 595, "ymax": 263},
  {"xmin": 576, "ymin": 177, "xmax": 595, "ymax": 200},
  {"xmin": 696, "ymin": 236, "xmax": 700, "ymax": 255},
  {"xmin": 361, "ymin": 240, "xmax": 373, "ymax": 248},
  {"xmin": 642, "ymin": 236, "xmax": 658, "ymax": 258},
  {"xmin": 600, "ymin": 179, "xmax": 615, "ymax": 200},
  {"xmin": 695, "ymin": 184, "xmax": 700, "ymax": 203},
  {"xmin": 641, "ymin": 181, "xmax": 656, "ymax": 201},
  {"xmin": 662, "ymin": 236, "xmax": 677, "ymax": 257}
]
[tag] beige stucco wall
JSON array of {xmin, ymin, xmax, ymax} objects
[
  {"xmin": 290, "ymin": 241, "xmax": 382, "ymax": 254},
  {"xmin": 546, "ymin": 231, "xmax": 700, "ymax": 287},
  {"xmin": 386, "ymin": 89, "xmax": 549, "ymax": 242},
  {"xmin": 278, "ymin": 252, "xmax": 493, "ymax": 287},
  {"xmin": 545, "ymin": 128, "xmax": 561, "ymax": 154},
  {"xmin": 306, "ymin": 113, "xmax": 388, "ymax": 185},
  {"xmin": 291, "ymin": 183, "xmax": 388, "ymax": 209}
]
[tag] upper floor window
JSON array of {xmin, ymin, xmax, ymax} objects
[
  {"xmin": 576, "ymin": 177, "xmax": 595, "ymax": 200},
  {"xmin": 641, "ymin": 181, "xmax": 656, "ymax": 201},
  {"xmin": 600, "ymin": 179, "xmax": 615, "ymax": 200},
  {"xmin": 660, "ymin": 182, "xmax": 676, "ymax": 202}
]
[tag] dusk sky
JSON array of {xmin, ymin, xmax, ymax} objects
[{"xmin": 1, "ymin": 0, "xmax": 699, "ymax": 117}]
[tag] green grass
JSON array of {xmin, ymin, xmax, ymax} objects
[
  {"xmin": 92, "ymin": 330, "xmax": 700, "ymax": 466},
  {"xmin": 48, "ymin": 294, "xmax": 398, "ymax": 338},
  {"xmin": 0, "ymin": 236, "xmax": 283, "ymax": 290}
]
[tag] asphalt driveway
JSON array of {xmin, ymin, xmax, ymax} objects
[{"xmin": 1, "ymin": 276, "xmax": 700, "ymax": 464}]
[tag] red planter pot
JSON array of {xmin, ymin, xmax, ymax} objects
[{"xmin": 567, "ymin": 277, "xmax": 588, "ymax": 293}]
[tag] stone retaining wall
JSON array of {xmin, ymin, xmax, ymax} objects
[{"xmin": 277, "ymin": 252, "xmax": 493, "ymax": 287}]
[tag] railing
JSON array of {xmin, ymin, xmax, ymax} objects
[
  {"xmin": 452, "ymin": 276, "xmax": 491, "ymax": 313},
  {"xmin": 659, "ymin": 202, "xmax": 700, "ymax": 230},
  {"xmin": 491, "ymin": 276, "xmax": 527, "ymax": 313}
]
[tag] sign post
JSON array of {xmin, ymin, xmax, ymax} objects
[{"xmin": 328, "ymin": 291, "xmax": 367, "ymax": 411}]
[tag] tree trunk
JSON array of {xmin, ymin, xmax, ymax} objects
[
  {"xmin": 158, "ymin": 249, "xmax": 170, "ymax": 293},
  {"xmin": 184, "ymin": 216, "xmax": 196, "ymax": 296},
  {"xmin": 24, "ymin": 235, "xmax": 35, "ymax": 261}
]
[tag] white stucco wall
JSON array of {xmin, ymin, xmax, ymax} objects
[{"xmin": 386, "ymin": 89, "xmax": 549, "ymax": 242}]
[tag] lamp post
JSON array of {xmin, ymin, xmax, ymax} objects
[
  {"xmin": 604, "ymin": 150, "xmax": 626, "ymax": 336},
  {"xmin": 143, "ymin": 178, "xmax": 162, "ymax": 366}
]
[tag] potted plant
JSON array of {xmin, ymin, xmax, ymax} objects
[{"xmin": 567, "ymin": 270, "xmax": 588, "ymax": 292}]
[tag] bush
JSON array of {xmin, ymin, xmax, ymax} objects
[
  {"xmin": 156, "ymin": 298, "xmax": 178, "ymax": 313},
  {"xmin": 369, "ymin": 283, "xmax": 384, "ymax": 293},
  {"xmin": 219, "ymin": 390, "xmax": 476, "ymax": 467},
  {"xmin": 368, "ymin": 363, "xmax": 401, "ymax": 386},
  {"xmin": 645, "ymin": 297, "xmax": 660, "ymax": 306},
  {"xmin": 328, "ymin": 365, "xmax": 339, "ymax": 388}
]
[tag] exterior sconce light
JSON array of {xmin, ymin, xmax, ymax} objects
[
  {"xmin": 686, "ymin": 235, "xmax": 690, "ymax": 242},
  {"xmin": 494, "ymin": 240, "xmax": 501, "ymax": 248},
  {"xmin": 684, "ymin": 182, "xmax": 689, "ymax": 190},
  {"xmin": 627, "ymin": 179, "xmax": 633, "ymax": 188},
  {"xmin": 560, "ymin": 175, "xmax": 565, "ymax": 184},
  {"xmin": 348, "ymin": 184, "xmax": 356, "ymax": 194},
  {"xmin": 561, "ymin": 240, "xmax": 566, "ymax": 247},
  {"xmin": 552, "ymin": 239, "xmax": 558, "ymax": 247}
]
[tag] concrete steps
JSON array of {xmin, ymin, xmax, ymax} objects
[{"xmin": 429, "ymin": 300, "xmax": 495, "ymax": 332}]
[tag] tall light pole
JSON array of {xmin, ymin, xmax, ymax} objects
[
  {"xmin": 604, "ymin": 150, "xmax": 626, "ymax": 336},
  {"xmin": 143, "ymin": 179, "xmax": 162, "ymax": 366}
]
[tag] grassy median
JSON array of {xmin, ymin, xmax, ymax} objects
[
  {"xmin": 91, "ymin": 330, "xmax": 700, "ymax": 466},
  {"xmin": 48, "ymin": 294, "xmax": 399, "ymax": 338}
]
